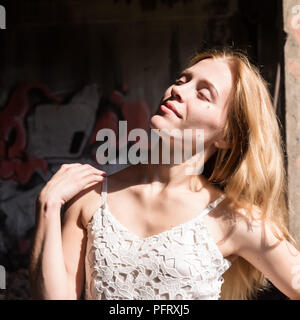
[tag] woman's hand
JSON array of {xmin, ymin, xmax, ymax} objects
[
  {"xmin": 38, "ymin": 163, "xmax": 106, "ymax": 207},
  {"xmin": 30, "ymin": 163, "xmax": 105, "ymax": 299}
]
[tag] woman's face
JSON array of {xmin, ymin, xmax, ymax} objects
[{"xmin": 150, "ymin": 58, "xmax": 234, "ymax": 152}]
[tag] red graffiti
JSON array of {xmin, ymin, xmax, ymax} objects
[
  {"xmin": 121, "ymin": 100, "xmax": 152, "ymax": 149},
  {"xmin": 109, "ymin": 90, "xmax": 125, "ymax": 108},
  {"xmin": 89, "ymin": 110, "xmax": 120, "ymax": 146},
  {"xmin": 89, "ymin": 86, "xmax": 152, "ymax": 153},
  {"xmin": 0, "ymin": 82, "xmax": 152, "ymax": 183},
  {"xmin": 0, "ymin": 157, "xmax": 48, "ymax": 185},
  {"xmin": 0, "ymin": 83, "xmax": 61, "ymax": 184}
]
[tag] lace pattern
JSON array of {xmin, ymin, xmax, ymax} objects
[{"xmin": 85, "ymin": 179, "xmax": 231, "ymax": 300}]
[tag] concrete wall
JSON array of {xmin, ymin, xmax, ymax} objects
[
  {"xmin": 283, "ymin": 0, "xmax": 300, "ymax": 244},
  {"xmin": 1, "ymin": 0, "xmax": 242, "ymax": 109}
]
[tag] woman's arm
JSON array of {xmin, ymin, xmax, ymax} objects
[
  {"xmin": 231, "ymin": 214, "xmax": 300, "ymax": 300},
  {"xmin": 29, "ymin": 163, "xmax": 106, "ymax": 299}
]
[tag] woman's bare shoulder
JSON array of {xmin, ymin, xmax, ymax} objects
[
  {"xmin": 206, "ymin": 197, "xmax": 268, "ymax": 253},
  {"xmin": 78, "ymin": 166, "xmax": 136, "ymax": 228},
  {"xmin": 78, "ymin": 181, "xmax": 105, "ymax": 228},
  {"xmin": 217, "ymin": 196, "xmax": 262, "ymax": 223},
  {"xmin": 61, "ymin": 179, "xmax": 104, "ymax": 230},
  {"xmin": 220, "ymin": 198, "xmax": 287, "ymax": 255}
]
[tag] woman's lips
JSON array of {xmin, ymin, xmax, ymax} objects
[{"xmin": 160, "ymin": 102, "xmax": 182, "ymax": 119}]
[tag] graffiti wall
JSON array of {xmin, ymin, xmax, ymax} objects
[{"xmin": 0, "ymin": 0, "xmax": 287, "ymax": 299}]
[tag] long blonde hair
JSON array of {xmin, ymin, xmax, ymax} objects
[{"xmin": 188, "ymin": 48, "xmax": 297, "ymax": 300}]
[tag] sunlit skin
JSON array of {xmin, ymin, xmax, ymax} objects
[
  {"xmin": 30, "ymin": 58, "xmax": 300, "ymax": 300},
  {"xmin": 136, "ymin": 58, "xmax": 234, "ymax": 190}
]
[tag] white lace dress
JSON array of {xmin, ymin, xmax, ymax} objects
[{"xmin": 85, "ymin": 177, "xmax": 231, "ymax": 300}]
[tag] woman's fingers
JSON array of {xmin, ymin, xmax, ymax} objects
[
  {"xmin": 79, "ymin": 173, "xmax": 106, "ymax": 190},
  {"xmin": 57, "ymin": 163, "xmax": 106, "ymax": 177},
  {"xmin": 54, "ymin": 165, "xmax": 106, "ymax": 188},
  {"xmin": 40, "ymin": 163, "xmax": 107, "ymax": 205},
  {"xmin": 79, "ymin": 164, "xmax": 106, "ymax": 175}
]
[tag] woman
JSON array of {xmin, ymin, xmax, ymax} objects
[{"xmin": 29, "ymin": 48, "xmax": 300, "ymax": 300}]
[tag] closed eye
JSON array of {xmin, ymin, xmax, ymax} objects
[
  {"xmin": 174, "ymin": 79, "xmax": 185, "ymax": 85},
  {"xmin": 198, "ymin": 89, "xmax": 211, "ymax": 101}
]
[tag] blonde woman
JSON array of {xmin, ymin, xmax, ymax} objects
[{"xmin": 30, "ymin": 48, "xmax": 300, "ymax": 300}]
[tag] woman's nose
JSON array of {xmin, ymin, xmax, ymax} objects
[{"xmin": 171, "ymin": 85, "xmax": 184, "ymax": 102}]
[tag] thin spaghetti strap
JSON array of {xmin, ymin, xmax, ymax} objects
[
  {"xmin": 101, "ymin": 176, "xmax": 107, "ymax": 207},
  {"xmin": 199, "ymin": 194, "xmax": 226, "ymax": 218}
]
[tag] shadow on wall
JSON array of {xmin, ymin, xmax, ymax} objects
[{"xmin": 0, "ymin": 82, "xmax": 152, "ymax": 299}]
